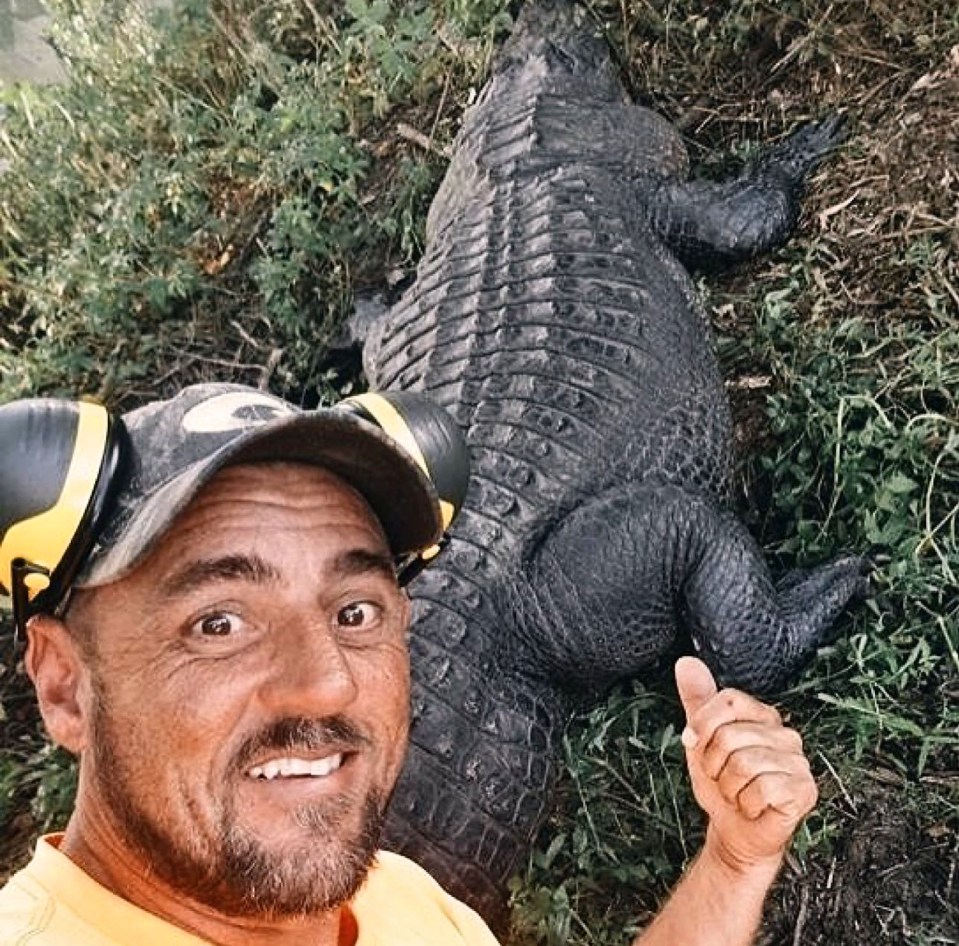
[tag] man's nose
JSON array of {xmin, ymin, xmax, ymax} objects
[{"xmin": 260, "ymin": 618, "xmax": 359, "ymax": 715}]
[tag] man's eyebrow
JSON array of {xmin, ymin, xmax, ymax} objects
[
  {"xmin": 333, "ymin": 549, "xmax": 398, "ymax": 583},
  {"xmin": 160, "ymin": 554, "xmax": 280, "ymax": 599}
]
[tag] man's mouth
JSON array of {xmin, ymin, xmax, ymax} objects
[{"xmin": 247, "ymin": 753, "xmax": 344, "ymax": 781}]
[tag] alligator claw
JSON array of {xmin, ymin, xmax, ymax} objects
[{"xmin": 763, "ymin": 111, "xmax": 850, "ymax": 180}]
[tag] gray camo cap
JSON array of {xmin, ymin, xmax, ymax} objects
[{"xmin": 75, "ymin": 382, "xmax": 442, "ymax": 588}]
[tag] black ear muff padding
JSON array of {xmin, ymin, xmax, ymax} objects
[
  {"xmin": 0, "ymin": 402, "xmax": 78, "ymax": 571},
  {"xmin": 337, "ymin": 391, "xmax": 470, "ymax": 530},
  {"xmin": 335, "ymin": 391, "xmax": 470, "ymax": 585},
  {"xmin": 0, "ymin": 399, "xmax": 127, "ymax": 636}
]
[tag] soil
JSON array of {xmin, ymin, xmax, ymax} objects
[{"xmin": 761, "ymin": 779, "xmax": 959, "ymax": 944}]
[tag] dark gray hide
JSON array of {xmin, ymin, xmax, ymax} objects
[{"xmin": 359, "ymin": 0, "xmax": 868, "ymax": 928}]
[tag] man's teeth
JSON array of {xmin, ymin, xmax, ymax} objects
[{"xmin": 248, "ymin": 754, "xmax": 344, "ymax": 781}]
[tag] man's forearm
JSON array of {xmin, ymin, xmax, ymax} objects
[{"xmin": 631, "ymin": 830, "xmax": 783, "ymax": 946}]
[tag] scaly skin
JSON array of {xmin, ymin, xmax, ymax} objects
[{"xmin": 359, "ymin": 0, "xmax": 868, "ymax": 929}]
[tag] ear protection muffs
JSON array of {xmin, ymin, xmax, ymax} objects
[
  {"xmin": 335, "ymin": 391, "xmax": 470, "ymax": 586},
  {"xmin": 0, "ymin": 399, "xmax": 126, "ymax": 646},
  {"xmin": 0, "ymin": 390, "xmax": 466, "ymax": 650}
]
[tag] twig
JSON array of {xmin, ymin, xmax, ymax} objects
[
  {"xmin": 258, "ymin": 348, "xmax": 283, "ymax": 390},
  {"xmin": 396, "ymin": 122, "xmax": 452, "ymax": 160},
  {"xmin": 792, "ymin": 882, "xmax": 810, "ymax": 946}
]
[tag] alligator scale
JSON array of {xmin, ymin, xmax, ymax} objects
[{"xmin": 357, "ymin": 0, "xmax": 867, "ymax": 927}]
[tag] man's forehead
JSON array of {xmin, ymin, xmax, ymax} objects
[
  {"xmin": 60, "ymin": 461, "xmax": 402, "ymax": 632},
  {"xmin": 180, "ymin": 460, "xmax": 388, "ymax": 547}
]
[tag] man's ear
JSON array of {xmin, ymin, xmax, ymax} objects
[{"xmin": 25, "ymin": 614, "xmax": 92, "ymax": 754}]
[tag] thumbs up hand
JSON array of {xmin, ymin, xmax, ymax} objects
[{"xmin": 674, "ymin": 657, "xmax": 818, "ymax": 875}]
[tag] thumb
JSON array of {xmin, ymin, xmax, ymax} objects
[{"xmin": 675, "ymin": 656, "xmax": 718, "ymax": 748}]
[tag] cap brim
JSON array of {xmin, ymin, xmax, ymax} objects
[{"xmin": 76, "ymin": 411, "xmax": 442, "ymax": 589}]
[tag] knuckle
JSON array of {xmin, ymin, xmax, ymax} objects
[
  {"xmin": 716, "ymin": 687, "xmax": 741, "ymax": 710},
  {"xmin": 717, "ymin": 688, "xmax": 782, "ymax": 727},
  {"xmin": 722, "ymin": 747, "xmax": 757, "ymax": 783},
  {"xmin": 802, "ymin": 771, "xmax": 820, "ymax": 808},
  {"xmin": 781, "ymin": 770, "xmax": 818, "ymax": 818},
  {"xmin": 708, "ymin": 721, "xmax": 736, "ymax": 756},
  {"xmin": 763, "ymin": 702, "xmax": 783, "ymax": 726},
  {"xmin": 791, "ymin": 753, "xmax": 814, "ymax": 783}
]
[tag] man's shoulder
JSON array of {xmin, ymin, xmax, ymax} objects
[
  {"xmin": 0, "ymin": 838, "xmax": 205, "ymax": 946},
  {"xmin": 358, "ymin": 850, "xmax": 470, "ymax": 908},
  {"xmin": 0, "ymin": 859, "xmax": 69, "ymax": 946},
  {"xmin": 352, "ymin": 851, "xmax": 501, "ymax": 945},
  {"xmin": 0, "ymin": 844, "xmax": 121, "ymax": 946}
]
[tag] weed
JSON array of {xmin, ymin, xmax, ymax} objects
[{"xmin": 0, "ymin": 0, "xmax": 511, "ymax": 406}]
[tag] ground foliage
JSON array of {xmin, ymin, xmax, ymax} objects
[{"xmin": 0, "ymin": 1, "xmax": 957, "ymax": 944}]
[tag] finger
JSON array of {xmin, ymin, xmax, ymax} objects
[
  {"xmin": 714, "ymin": 748, "xmax": 813, "ymax": 812},
  {"xmin": 675, "ymin": 657, "xmax": 718, "ymax": 748},
  {"xmin": 699, "ymin": 722, "xmax": 804, "ymax": 781},
  {"xmin": 685, "ymin": 687, "xmax": 783, "ymax": 752},
  {"xmin": 735, "ymin": 767, "xmax": 818, "ymax": 824}
]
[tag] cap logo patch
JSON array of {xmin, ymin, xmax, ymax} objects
[{"xmin": 182, "ymin": 392, "xmax": 295, "ymax": 434}]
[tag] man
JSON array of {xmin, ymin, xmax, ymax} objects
[{"xmin": 0, "ymin": 382, "xmax": 817, "ymax": 945}]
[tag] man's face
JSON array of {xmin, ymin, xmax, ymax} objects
[{"xmin": 66, "ymin": 462, "xmax": 412, "ymax": 917}]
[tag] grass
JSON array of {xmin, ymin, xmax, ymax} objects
[
  {"xmin": 1, "ymin": 0, "xmax": 957, "ymax": 943},
  {"xmin": 0, "ymin": 0, "xmax": 509, "ymax": 406}
]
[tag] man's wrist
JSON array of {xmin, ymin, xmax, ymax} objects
[{"xmin": 700, "ymin": 826, "xmax": 785, "ymax": 892}]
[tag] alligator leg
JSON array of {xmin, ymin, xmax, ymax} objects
[
  {"xmin": 519, "ymin": 481, "xmax": 869, "ymax": 694},
  {"xmin": 643, "ymin": 114, "xmax": 847, "ymax": 270}
]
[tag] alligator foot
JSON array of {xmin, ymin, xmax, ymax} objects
[
  {"xmin": 519, "ymin": 482, "xmax": 869, "ymax": 694},
  {"xmin": 683, "ymin": 545, "xmax": 870, "ymax": 692},
  {"xmin": 759, "ymin": 113, "xmax": 848, "ymax": 184},
  {"xmin": 644, "ymin": 113, "xmax": 848, "ymax": 270}
]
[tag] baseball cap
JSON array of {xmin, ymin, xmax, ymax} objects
[{"xmin": 75, "ymin": 382, "xmax": 444, "ymax": 588}]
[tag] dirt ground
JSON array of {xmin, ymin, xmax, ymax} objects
[{"xmin": 759, "ymin": 781, "xmax": 958, "ymax": 944}]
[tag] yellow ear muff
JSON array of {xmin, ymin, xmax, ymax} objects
[
  {"xmin": 0, "ymin": 398, "xmax": 126, "ymax": 640},
  {"xmin": 335, "ymin": 391, "xmax": 470, "ymax": 582}
]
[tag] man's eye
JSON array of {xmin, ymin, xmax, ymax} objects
[
  {"xmin": 336, "ymin": 602, "xmax": 380, "ymax": 630},
  {"xmin": 191, "ymin": 612, "xmax": 242, "ymax": 637}
]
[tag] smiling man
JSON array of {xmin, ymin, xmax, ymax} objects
[
  {"xmin": 1, "ymin": 383, "xmax": 819, "ymax": 946},
  {"xmin": 52, "ymin": 461, "xmax": 435, "ymax": 942}
]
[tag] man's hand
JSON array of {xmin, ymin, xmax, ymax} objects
[
  {"xmin": 631, "ymin": 658, "xmax": 816, "ymax": 945},
  {"xmin": 675, "ymin": 656, "xmax": 818, "ymax": 876}
]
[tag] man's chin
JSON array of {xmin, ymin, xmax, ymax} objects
[
  {"xmin": 238, "ymin": 790, "xmax": 371, "ymax": 847},
  {"xmin": 215, "ymin": 793, "xmax": 386, "ymax": 917},
  {"xmin": 219, "ymin": 824, "xmax": 380, "ymax": 917}
]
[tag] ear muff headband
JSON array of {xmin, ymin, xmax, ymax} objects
[
  {"xmin": 345, "ymin": 392, "xmax": 457, "ymax": 530},
  {"xmin": 0, "ymin": 401, "xmax": 123, "ymax": 636}
]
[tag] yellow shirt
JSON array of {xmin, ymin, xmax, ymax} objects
[{"xmin": 0, "ymin": 836, "xmax": 500, "ymax": 946}]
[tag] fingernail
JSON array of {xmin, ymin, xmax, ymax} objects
[{"xmin": 681, "ymin": 726, "xmax": 699, "ymax": 749}]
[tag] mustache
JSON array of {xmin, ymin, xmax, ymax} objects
[{"xmin": 234, "ymin": 716, "xmax": 371, "ymax": 772}]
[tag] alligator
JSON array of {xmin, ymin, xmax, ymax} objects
[{"xmin": 355, "ymin": 0, "xmax": 868, "ymax": 929}]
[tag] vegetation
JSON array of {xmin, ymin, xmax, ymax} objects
[
  {"xmin": 1, "ymin": 1, "xmax": 956, "ymax": 943},
  {"xmin": 0, "ymin": 0, "xmax": 510, "ymax": 406}
]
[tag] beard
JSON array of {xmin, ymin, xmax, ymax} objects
[
  {"xmin": 89, "ymin": 695, "xmax": 388, "ymax": 918},
  {"xmin": 214, "ymin": 791, "xmax": 386, "ymax": 917}
]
